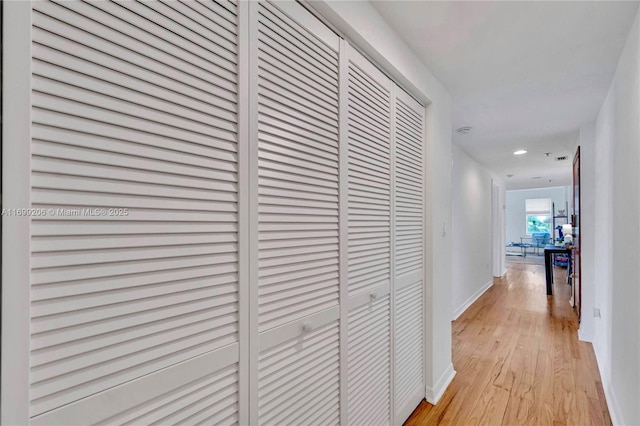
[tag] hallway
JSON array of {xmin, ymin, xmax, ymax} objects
[{"xmin": 406, "ymin": 261, "xmax": 611, "ymax": 425}]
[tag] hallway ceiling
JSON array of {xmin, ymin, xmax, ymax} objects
[{"xmin": 370, "ymin": 0, "xmax": 640, "ymax": 189}]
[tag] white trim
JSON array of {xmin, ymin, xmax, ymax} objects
[
  {"xmin": 257, "ymin": 305, "xmax": 340, "ymax": 351},
  {"xmin": 247, "ymin": 2, "xmax": 260, "ymax": 423},
  {"xmin": 395, "ymin": 270, "xmax": 423, "ymax": 291},
  {"xmin": 337, "ymin": 37, "xmax": 349, "ymax": 426},
  {"xmin": 347, "ymin": 283, "xmax": 391, "ymax": 312},
  {"xmin": 422, "ymin": 101, "xmax": 430, "ymax": 407},
  {"xmin": 492, "ymin": 181, "xmax": 501, "ymax": 277},
  {"xmin": 2, "ymin": 2, "xmax": 32, "ymax": 424},
  {"xmin": 389, "ymin": 83, "xmax": 397, "ymax": 425},
  {"xmin": 452, "ymin": 280, "xmax": 494, "ymax": 321},
  {"xmin": 425, "ymin": 363, "xmax": 456, "ymax": 405},
  {"xmin": 603, "ymin": 381, "xmax": 624, "ymax": 426},
  {"xmin": 593, "ymin": 343, "xmax": 624, "ymax": 426},
  {"xmin": 577, "ymin": 326, "xmax": 593, "ymax": 343},
  {"xmin": 237, "ymin": 1, "xmax": 250, "ymax": 424}
]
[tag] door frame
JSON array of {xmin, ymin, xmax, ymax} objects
[
  {"xmin": 573, "ymin": 146, "xmax": 581, "ymax": 321},
  {"xmin": 491, "ymin": 180, "xmax": 505, "ymax": 277}
]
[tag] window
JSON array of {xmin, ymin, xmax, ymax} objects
[{"xmin": 525, "ymin": 198, "xmax": 551, "ymax": 234}]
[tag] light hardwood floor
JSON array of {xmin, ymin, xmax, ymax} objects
[{"xmin": 405, "ymin": 260, "xmax": 611, "ymax": 425}]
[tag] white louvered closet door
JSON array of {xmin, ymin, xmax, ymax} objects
[
  {"xmin": 253, "ymin": 1, "xmax": 341, "ymax": 424},
  {"xmin": 29, "ymin": 1, "xmax": 243, "ymax": 424},
  {"xmin": 393, "ymin": 89, "xmax": 426, "ymax": 425},
  {"xmin": 345, "ymin": 44, "xmax": 393, "ymax": 426}
]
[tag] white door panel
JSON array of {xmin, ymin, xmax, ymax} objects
[{"xmin": 29, "ymin": 0, "xmax": 242, "ymax": 420}]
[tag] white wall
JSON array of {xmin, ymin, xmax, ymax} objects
[
  {"xmin": 307, "ymin": 0, "xmax": 456, "ymax": 403},
  {"xmin": 505, "ymin": 186, "xmax": 570, "ymax": 245},
  {"xmin": 592, "ymin": 83, "xmax": 614, "ymax": 423},
  {"xmin": 577, "ymin": 124, "xmax": 596, "ymax": 344},
  {"xmin": 588, "ymin": 7, "xmax": 640, "ymax": 425},
  {"xmin": 451, "ymin": 145, "xmax": 494, "ymax": 320}
]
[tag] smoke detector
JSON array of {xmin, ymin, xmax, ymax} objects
[{"xmin": 456, "ymin": 127, "xmax": 472, "ymax": 135}]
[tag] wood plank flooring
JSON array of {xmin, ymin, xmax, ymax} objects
[{"xmin": 405, "ymin": 260, "xmax": 611, "ymax": 426}]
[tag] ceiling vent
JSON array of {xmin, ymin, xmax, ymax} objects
[{"xmin": 555, "ymin": 156, "xmax": 568, "ymax": 161}]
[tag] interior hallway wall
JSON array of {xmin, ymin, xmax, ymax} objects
[
  {"xmin": 590, "ymin": 6, "xmax": 640, "ymax": 425},
  {"xmin": 451, "ymin": 145, "xmax": 496, "ymax": 320}
]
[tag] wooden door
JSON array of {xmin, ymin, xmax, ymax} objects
[{"xmin": 573, "ymin": 147, "xmax": 581, "ymax": 321}]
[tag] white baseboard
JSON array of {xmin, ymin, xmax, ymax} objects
[
  {"xmin": 578, "ymin": 326, "xmax": 593, "ymax": 343},
  {"xmin": 426, "ymin": 363, "xmax": 456, "ymax": 405},
  {"xmin": 592, "ymin": 341, "xmax": 624, "ymax": 425},
  {"xmin": 452, "ymin": 280, "xmax": 493, "ymax": 320},
  {"xmin": 604, "ymin": 381, "xmax": 624, "ymax": 426}
]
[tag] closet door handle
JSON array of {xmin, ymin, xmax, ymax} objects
[{"xmin": 302, "ymin": 321, "xmax": 313, "ymax": 333}]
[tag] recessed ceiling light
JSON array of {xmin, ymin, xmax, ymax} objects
[
  {"xmin": 514, "ymin": 150, "xmax": 527, "ymax": 155},
  {"xmin": 456, "ymin": 126, "xmax": 472, "ymax": 135}
]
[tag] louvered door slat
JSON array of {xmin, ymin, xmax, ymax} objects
[
  {"xmin": 33, "ymin": 58, "xmax": 236, "ymax": 127},
  {"xmin": 394, "ymin": 92, "xmax": 425, "ymax": 279},
  {"xmin": 258, "ymin": 63, "xmax": 338, "ymax": 117},
  {"xmin": 64, "ymin": 1, "xmax": 237, "ymax": 69},
  {"xmin": 393, "ymin": 89, "xmax": 426, "ymax": 424},
  {"xmin": 258, "ymin": 19, "xmax": 337, "ymax": 87},
  {"xmin": 257, "ymin": 1, "xmax": 340, "ymax": 332},
  {"xmin": 34, "ymin": 2, "xmax": 237, "ymax": 87},
  {"xmin": 349, "ymin": 69, "xmax": 390, "ymax": 113},
  {"xmin": 258, "ymin": 100, "xmax": 337, "ymax": 138},
  {"xmin": 347, "ymin": 296, "xmax": 391, "ymax": 426},
  {"xmin": 206, "ymin": 0, "xmax": 238, "ymax": 18},
  {"xmin": 344, "ymin": 44, "xmax": 393, "ymax": 426},
  {"xmin": 138, "ymin": 3, "xmax": 236, "ymax": 68},
  {"xmin": 347, "ymin": 49, "xmax": 392, "ymax": 298},
  {"xmin": 258, "ymin": 322, "xmax": 340, "ymax": 426},
  {"xmin": 32, "ymin": 32, "xmax": 237, "ymax": 108},
  {"xmin": 395, "ymin": 281, "xmax": 424, "ymax": 422},
  {"xmin": 254, "ymin": 4, "xmax": 340, "ymax": 425},
  {"xmin": 257, "ymin": 34, "xmax": 337, "ymax": 95},
  {"xmin": 258, "ymin": 4, "xmax": 337, "ymax": 72},
  {"xmin": 29, "ymin": 1, "xmax": 241, "ymax": 421}
]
